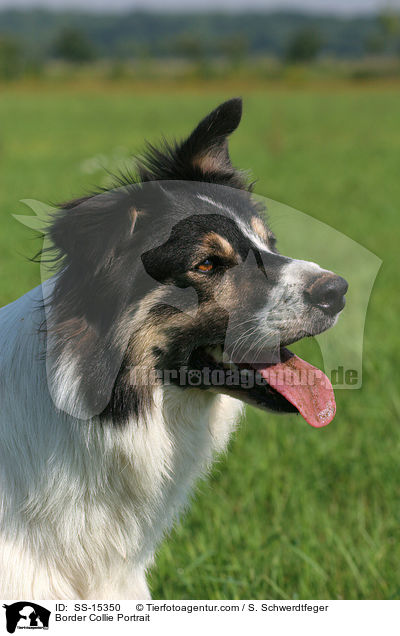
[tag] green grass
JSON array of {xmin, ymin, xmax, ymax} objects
[{"xmin": 0, "ymin": 83, "xmax": 398, "ymax": 599}]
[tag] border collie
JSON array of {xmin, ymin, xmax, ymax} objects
[{"xmin": 0, "ymin": 98, "xmax": 347, "ymax": 599}]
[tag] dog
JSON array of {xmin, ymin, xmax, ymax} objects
[{"xmin": 0, "ymin": 98, "xmax": 347, "ymax": 599}]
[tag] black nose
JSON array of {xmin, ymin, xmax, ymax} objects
[{"xmin": 304, "ymin": 273, "xmax": 348, "ymax": 315}]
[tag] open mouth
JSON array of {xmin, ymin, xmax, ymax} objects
[{"xmin": 188, "ymin": 345, "xmax": 336, "ymax": 428}]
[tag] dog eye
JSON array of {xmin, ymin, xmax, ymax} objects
[{"xmin": 196, "ymin": 258, "xmax": 215, "ymax": 272}]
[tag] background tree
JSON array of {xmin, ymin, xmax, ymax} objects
[
  {"xmin": 285, "ymin": 28, "xmax": 322, "ymax": 64},
  {"xmin": 220, "ymin": 35, "xmax": 248, "ymax": 70},
  {"xmin": 0, "ymin": 37, "xmax": 24, "ymax": 80},
  {"xmin": 378, "ymin": 9, "xmax": 400, "ymax": 54},
  {"xmin": 53, "ymin": 27, "xmax": 95, "ymax": 63},
  {"xmin": 364, "ymin": 33, "xmax": 385, "ymax": 55},
  {"xmin": 172, "ymin": 33, "xmax": 204, "ymax": 62},
  {"xmin": 378, "ymin": 9, "xmax": 400, "ymax": 39}
]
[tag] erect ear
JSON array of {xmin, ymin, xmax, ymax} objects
[
  {"xmin": 138, "ymin": 97, "xmax": 245, "ymax": 186},
  {"xmin": 180, "ymin": 97, "xmax": 243, "ymax": 175}
]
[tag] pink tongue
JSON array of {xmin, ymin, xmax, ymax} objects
[{"xmin": 258, "ymin": 354, "xmax": 336, "ymax": 428}]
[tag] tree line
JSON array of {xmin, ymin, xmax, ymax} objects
[{"xmin": 0, "ymin": 8, "xmax": 399, "ymax": 78}]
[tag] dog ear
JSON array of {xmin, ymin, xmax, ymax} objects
[
  {"xmin": 49, "ymin": 191, "xmax": 138, "ymax": 271},
  {"xmin": 180, "ymin": 97, "xmax": 243, "ymax": 175},
  {"xmin": 44, "ymin": 190, "xmax": 145, "ymax": 421},
  {"xmin": 138, "ymin": 97, "xmax": 246, "ymax": 187}
]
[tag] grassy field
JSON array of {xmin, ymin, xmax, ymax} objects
[{"xmin": 0, "ymin": 81, "xmax": 398, "ymax": 599}]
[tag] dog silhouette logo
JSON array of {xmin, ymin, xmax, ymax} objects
[{"xmin": 2, "ymin": 602, "xmax": 50, "ymax": 633}]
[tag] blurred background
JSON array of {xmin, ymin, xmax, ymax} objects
[
  {"xmin": 0, "ymin": 0, "xmax": 398, "ymax": 600},
  {"xmin": 2, "ymin": 0, "xmax": 400, "ymax": 83}
]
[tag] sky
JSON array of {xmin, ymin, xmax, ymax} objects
[{"xmin": 0, "ymin": 0, "xmax": 399, "ymax": 14}]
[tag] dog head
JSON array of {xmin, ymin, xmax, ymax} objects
[{"xmin": 45, "ymin": 98, "xmax": 347, "ymax": 426}]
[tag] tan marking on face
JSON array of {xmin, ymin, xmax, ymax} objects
[
  {"xmin": 116, "ymin": 288, "xmax": 169, "ymax": 366},
  {"xmin": 199, "ymin": 231, "xmax": 237, "ymax": 263},
  {"xmin": 251, "ymin": 216, "xmax": 268, "ymax": 244},
  {"xmin": 123, "ymin": 287, "xmax": 199, "ymax": 369},
  {"xmin": 128, "ymin": 322, "xmax": 168, "ymax": 367}
]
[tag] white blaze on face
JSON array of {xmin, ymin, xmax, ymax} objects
[
  {"xmin": 196, "ymin": 195, "xmax": 273, "ymax": 254},
  {"xmin": 196, "ymin": 194, "xmax": 233, "ymax": 215},
  {"xmin": 235, "ymin": 219, "xmax": 273, "ymax": 254}
]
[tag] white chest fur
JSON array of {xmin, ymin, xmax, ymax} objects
[{"xmin": 0, "ymin": 286, "xmax": 243, "ymax": 599}]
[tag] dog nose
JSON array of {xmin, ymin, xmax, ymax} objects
[{"xmin": 304, "ymin": 273, "xmax": 348, "ymax": 315}]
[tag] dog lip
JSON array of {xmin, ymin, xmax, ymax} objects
[{"xmin": 186, "ymin": 345, "xmax": 300, "ymax": 415}]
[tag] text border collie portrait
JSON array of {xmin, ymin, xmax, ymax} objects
[{"xmin": 0, "ymin": 98, "xmax": 348, "ymax": 599}]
